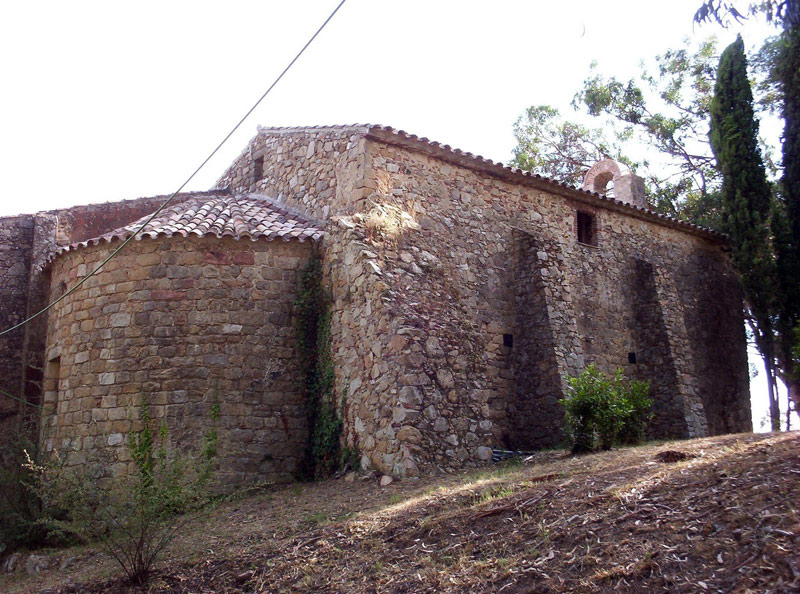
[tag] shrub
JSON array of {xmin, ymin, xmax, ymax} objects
[
  {"xmin": 614, "ymin": 372, "xmax": 653, "ymax": 445},
  {"xmin": 25, "ymin": 395, "xmax": 218, "ymax": 585},
  {"xmin": 561, "ymin": 365, "xmax": 652, "ymax": 454},
  {"xmin": 0, "ymin": 431, "xmax": 71, "ymax": 554}
]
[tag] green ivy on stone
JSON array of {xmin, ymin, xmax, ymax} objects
[{"xmin": 294, "ymin": 258, "xmax": 347, "ymax": 480}]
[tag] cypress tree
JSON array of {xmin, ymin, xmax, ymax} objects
[
  {"xmin": 709, "ymin": 35, "xmax": 781, "ymax": 429},
  {"xmin": 774, "ymin": 20, "xmax": 800, "ymax": 411},
  {"xmin": 695, "ymin": 0, "xmax": 800, "ymax": 417}
]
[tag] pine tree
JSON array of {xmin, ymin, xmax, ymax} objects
[{"xmin": 709, "ymin": 35, "xmax": 781, "ymax": 429}]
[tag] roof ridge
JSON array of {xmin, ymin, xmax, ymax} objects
[
  {"xmin": 362, "ymin": 125, "xmax": 724, "ymax": 241},
  {"xmin": 249, "ymin": 123, "xmax": 721, "ymax": 240},
  {"xmin": 256, "ymin": 124, "xmax": 373, "ymax": 135}
]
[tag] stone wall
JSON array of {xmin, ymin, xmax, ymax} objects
[
  {"xmin": 508, "ymin": 230, "xmax": 568, "ymax": 449},
  {"xmin": 0, "ymin": 216, "xmax": 35, "ymax": 433},
  {"xmin": 50, "ymin": 194, "xmax": 196, "ymax": 244},
  {"xmin": 17, "ymin": 215, "xmax": 59, "ymax": 432},
  {"xmin": 0, "ymin": 125, "xmax": 752, "ymax": 483},
  {"xmin": 216, "ymin": 126, "xmax": 370, "ymax": 221},
  {"xmin": 629, "ymin": 259, "xmax": 690, "ymax": 438},
  {"xmin": 214, "ymin": 126, "xmax": 750, "ymax": 475},
  {"xmin": 320, "ymin": 133, "xmax": 750, "ymax": 473},
  {"xmin": 679, "ymin": 249, "xmax": 751, "ymax": 435},
  {"xmin": 0, "ymin": 195, "xmax": 201, "ymax": 437},
  {"xmin": 41, "ymin": 235, "xmax": 313, "ymax": 485}
]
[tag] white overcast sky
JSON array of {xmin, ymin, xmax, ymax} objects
[
  {"xmin": 0, "ymin": 0, "xmax": 793, "ymax": 429},
  {"xmin": 0, "ymin": 0, "xmax": 776, "ymax": 217}
]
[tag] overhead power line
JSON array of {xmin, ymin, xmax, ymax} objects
[
  {"xmin": 0, "ymin": 0, "xmax": 348, "ymax": 411},
  {"xmin": 0, "ymin": 0, "xmax": 347, "ymax": 340},
  {"xmin": 0, "ymin": 386, "xmax": 41, "ymax": 409}
]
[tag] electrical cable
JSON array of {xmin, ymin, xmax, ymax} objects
[
  {"xmin": 0, "ymin": 0, "xmax": 348, "ymax": 408},
  {"xmin": 0, "ymin": 386, "xmax": 40, "ymax": 409},
  {"xmin": 0, "ymin": 0, "xmax": 347, "ymax": 340}
]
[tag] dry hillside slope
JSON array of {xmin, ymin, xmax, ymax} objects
[{"xmin": 3, "ymin": 432, "xmax": 799, "ymax": 593}]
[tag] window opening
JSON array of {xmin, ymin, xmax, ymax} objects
[
  {"xmin": 43, "ymin": 356, "xmax": 61, "ymax": 407},
  {"xmin": 503, "ymin": 334, "xmax": 513, "ymax": 348},
  {"xmin": 628, "ymin": 352, "xmax": 637, "ymax": 364},
  {"xmin": 577, "ymin": 211, "xmax": 595, "ymax": 245},
  {"xmin": 252, "ymin": 156, "xmax": 264, "ymax": 184}
]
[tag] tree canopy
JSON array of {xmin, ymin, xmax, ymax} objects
[{"xmin": 510, "ymin": 37, "xmax": 781, "ymax": 230}]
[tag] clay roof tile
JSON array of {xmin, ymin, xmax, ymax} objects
[{"xmin": 51, "ymin": 193, "xmax": 324, "ymax": 261}]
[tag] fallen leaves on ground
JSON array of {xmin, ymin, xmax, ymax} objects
[{"xmin": 4, "ymin": 432, "xmax": 799, "ymax": 593}]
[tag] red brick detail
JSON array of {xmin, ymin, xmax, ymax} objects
[
  {"xmin": 205, "ymin": 250, "xmax": 255, "ymax": 266},
  {"xmin": 231, "ymin": 251, "xmax": 255, "ymax": 266},
  {"xmin": 204, "ymin": 250, "xmax": 227, "ymax": 265}
]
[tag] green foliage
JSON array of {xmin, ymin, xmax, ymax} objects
[
  {"xmin": 774, "ymin": 25, "xmax": 800, "ymax": 386},
  {"xmin": 340, "ymin": 445, "xmax": 361, "ymax": 472},
  {"xmin": 695, "ymin": 0, "xmax": 800, "ymax": 413},
  {"xmin": 710, "ymin": 36, "xmax": 779, "ymax": 404},
  {"xmin": 311, "ymin": 399, "xmax": 342, "ymax": 478},
  {"xmin": 560, "ymin": 365, "xmax": 652, "ymax": 454},
  {"xmin": 694, "ymin": 1, "xmax": 799, "ymax": 29},
  {"xmin": 793, "ymin": 325, "xmax": 800, "ymax": 380},
  {"xmin": 294, "ymin": 258, "xmax": 353, "ymax": 480},
  {"xmin": 25, "ymin": 395, "xmax": 218, "ymax": 586},
  {"xmin": 510, "ymin": 105, "xmax": 628, "ymax": 186},
  {"xmin": 709, "ymin": 36, "xmax": 786, "ymax": 428},
  {"xmin": 615, "ymin": 373, "xmax": 655, "ymax": 445},
  {"xmin": 573, "ymin": 38, "xmax": 723, "ymax": 225},
  {"xmin": 0, "ymin": 432, "xmax": 72, "ymax": 554},
  {"xmin": 511, "ymin": 36, "xmax": 782, "ymax": 231}
]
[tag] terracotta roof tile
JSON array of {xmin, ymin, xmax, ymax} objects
[{"xmin": 52, "ymin": 193, "xmax": 324, "ymax": 259}]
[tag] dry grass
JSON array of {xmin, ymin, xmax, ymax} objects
[{"xmin": 3, "ymin": 431, "xmax": 799, "ymax": 593}]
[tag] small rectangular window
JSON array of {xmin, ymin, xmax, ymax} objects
[
  {"xmin": 43, "ymin": 356, "xmax": 61, "ymax": 405},
  {"xmin": 503, "ymin": 334, "xmax": 513, "ymax": 348},
  {"xmin": 628, "ymin": 352, "xmax": 637, "ymax": 364},
  {"xmin": 252, "ymin": 156, "xmax": 264, "ymax": 184},
  {"xmin": 577, "ymin": 211, "xmax": 595, "ymax": 245}
]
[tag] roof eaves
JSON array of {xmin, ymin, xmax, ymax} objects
[
  {"xmin": 45, "ymin": 193, "xmax": 326, "ymax": 267},
  {"xmin": 363, "ymin": 125, "xmax": 725, "ymax": 243}
]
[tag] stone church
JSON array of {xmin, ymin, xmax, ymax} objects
[{"xmin": 0, "ymin": 124, "xmax": 751, "ymax": 483}]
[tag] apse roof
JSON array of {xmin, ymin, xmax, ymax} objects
[{"xmin": 51, "ymin": 193, "xmax": 323, "ymax": 259}]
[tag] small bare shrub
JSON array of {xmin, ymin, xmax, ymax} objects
[{"xmin": 26, "ymin": 395, "xmax": 219, "ymax": 585}]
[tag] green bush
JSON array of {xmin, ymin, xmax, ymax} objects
[
  {"xmin": 561, "ymin": 365, "xmax": 652, "ymax": 454},
  {"xmin": 25, "ymin": 395, "xmax": 219, "ymax": 586},
  {"xmin": 614, "ymin": 372, "xmax": 654, "ymax": 445},
  {"xmin": 0, "ymin": 431, "xmax": 72, "ymax": 554}
]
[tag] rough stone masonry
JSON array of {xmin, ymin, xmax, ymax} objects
[{"xmin": 0, "ymin": 124, "xmax": 751, "ymax": 483}]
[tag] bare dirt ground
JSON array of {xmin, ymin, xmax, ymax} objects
[{"xmin": 2, "ymin": 431, "xmax": 799, "ymax": 593}]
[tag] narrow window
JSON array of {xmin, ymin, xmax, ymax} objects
[
  {"xmin": 252, "ymin": 156, "xmax": 264, "ymax": 184},
  {"xmin": 577, "ymin": 211, "xmax": 595, "ymax": 246},
  {"xmin": 43, "ymin": 356, "xmax": 61, "ymax": 406},
  {"xmin": 503, "ymin": 334, "xmax": 514, "ymax": 348},
  {"xmin": 628, "ymin": 352, "xmax": 637, "ymax": 365}
]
